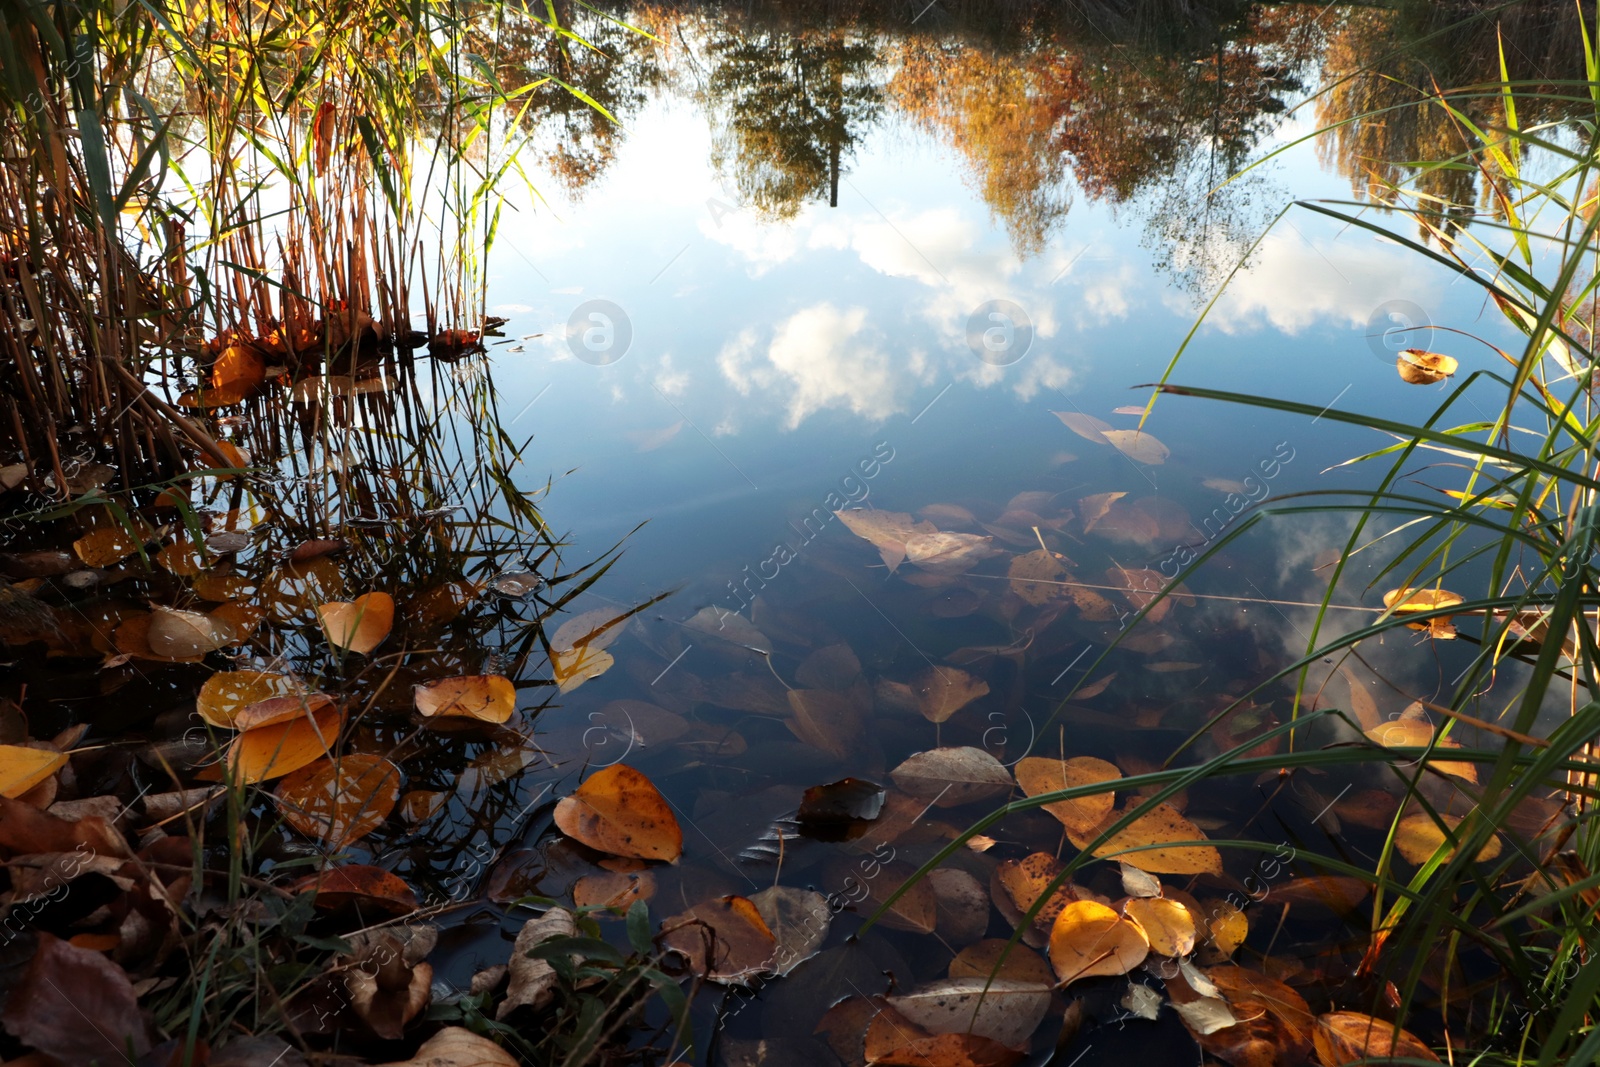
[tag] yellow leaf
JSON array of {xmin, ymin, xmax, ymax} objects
[
  {"xmin": 551, "ymin": 645, "xmax": 614, "ymax": 693},
  {"xmin": 1122, "ymin": 897, "xmax": 1196, "ymax": 957},
  {"xmin": 196, "ymin": 671, "xmax": 306, "ymax": 728},
  {"xmin": 1395, "ymin": 349, "xmax": 1458, "ymax": 385},
  {"xmin": 1048, "ymin": 900, "xmax": 1149, "ymax": 985},
  {"xmin": 553, "ymin": 764, "xmax": 682, "ymax": 862},
  {"xmin": 1394, "ymin": 814, "xmax": 1502, "ymax": 865},
  {"xmin": 1074, "ymin": 802, "xmax": 1225, "ymax": 875},
  {"xmin": 414, "ymin": 675, "xmax": 516, "ymax": 723},
  {"xmin": 1015, "ymin": 756, "xmax": 1120, "ymax": 835},
  {"xmin": 1363, "ymin": 720, "xmax": 1478, "ymax": 783},
  {"xmin": 0, "ymin": 745, "xmax": 67, "ymax": 798},
  {"xmin": 224, "ymin": 704, "xmax": 342, "ymax": 784}
]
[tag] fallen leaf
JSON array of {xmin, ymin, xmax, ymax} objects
[
  {"xmin": 799, "ymin": 777, "xmax": 886, "ymax": 828},
  {"xmin": 317, "ymin": 592, "xmax": 394, "ymax": 655},
  {"xmin": 661, "ymin": 895, "xmax": 777, "ymax": 983},
  {"xmin": 551, "ymin": 645, "xmax": 614, "ymax": 693},
  {"xmin": 887, "ymin": 979, "xmax": 1052, "ymax": 1048},
  {"xmin": 872, "ymin": 1033, "xmax": 1026, "ymax": 1067},
  {"xmin": 835, "ymin": 509, "xmax": 937, "ymax": 571},
  {"xmin": 948, "ymin": 940, "xmax": 1055, "ymax": 985},
  {"xmin": 1015, "ymin": 756, "xmax": 1119, "ymax": 835},
  {"xmin": 414, "ymin": 675, "xmax": 516, "ymax": 723},
  {"xmin": 148, "ymin": 605, "xmax": 228, "ymax": 658},
  {"xmin": 796, "ymin": 643, "xmax": 864, "ymax": 689},
  {"xmin": 916, "ymin": 667, "xmax": 990, "ymax": 723},
  {"xmin": 0, "ymin": 934, "xmax": 151, "ymax": 1062},
  {"xmin": 232, "ymin": 692, "xmax": 336, "ymax": 732},
  {"xmin": 787, "ymin": 688, "xmax": 866, "ymax": 759},
  {"xmin": 223, "ymin": 703, "xmax": 342, "ymax": 784},
  {"xmin": 1075, "ymin": 803, "xmax": 1225, "ymax": 875},
  {"xmin": 553, "ymin": 764, "xmax": 682, "ymax": 862},
  {"xmin": 1314, "ymin": 1011, "xmax": 1439, "ymax": 1064},
  {"xmin": 1394, "ymin": 814, "xmax": 1502, "ymax": 865},
  {"xmin": 1100, "ymin": 429, "xmax": 1170, "ymax": 465},
  {"xmin": 0, "ymin": 746, "xmax": 67, "ymax": 799},
  {"xmin": 1363, "ymin": 720, "xmax": 1478, "ymax": 783},
  {"xmin": 274, "ymin": 755, "xmax": 400, "ymax": 847},
  {"xmin": 1396, "ymin": 349, "xmax": 1458, "ymax": 385},
  {"xmin": 992, "ymin": 852, "xmax": 1099, "ymax": 948},
  {"xmin": 72, "ymin": 525, "xmax": 148, "ymax": 568},
  {"xmin": 1122, "ymin": 897, "xmax": 1196, "ymax": 956},
  {"xmin": 905, "ymin": 532, "xmax": 998, "ymax": 575},
  {"xmin": 750, "ymin": 886, "xmax": 831, "ymax": 976},
  {"xmin": 1119, "ymin": 863, "xmax": 1162, "ymax": 898},
  {"xmin": 1173, "ymin": 996, "xmax": 1238, "ymax": 1035},
  {"xmin": 930, "ymin": 868, "xmax": 991, "ymax": 944},
  {"xmin": 1052, "ymin": 411, "xmax": 1113, "ymax": 442},
  {"xmin": 1123, "ymin": 983, "xmax": 1163, "ymax": 1021},
  {"xmin": 1048, "ymin": 900, "xmax": 1149, "ymax": 985},
  {"xmin": 498, "ymin": 908, "xmax": 578, "ymax": 1018},
  {"xmin": 685, "ymin": 606, "xmax": 772, "ymax": 653},
  {"xmin": 1008, "ymin": 550, "xmax": 1066, "ymax": 605},
  {"xmin": 1200, "ymin": 900, "xmax": 1248, "ymax": 961},
  {"xmin": 572, "ymin": 870, "xmax": 655, "ymax": 910},
  {"xmin": 377, "ymin": 1027, "xmax": 519, "ymax": 1067},
  {"xmin": 890, "ymin": 747, "xmax": 1013, "ymax": 808},
  {"xmin": 1189, "ymin": 965, "xmax": 1314, "ymax": 1067},
  {"xmin": 294, "ymin": 865, "xmax": 418, "ymax": 913}
]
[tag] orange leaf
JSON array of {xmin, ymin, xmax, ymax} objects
[
  {"xmin": 223, "ymin": 704, "xmax": 342, "ymax": 784},
  {"xmin": 553, "ymin": 764, "xmax": 682, "ymax": 862},
  {"xmin": 414, "ymin": 675, "xmax": 516, "ymax": 723},
  {"xmin": 0, "ymin": 746, "xmax": 68, "ymax": 799},
  {"xmin": 1048, "ymin": 900, "xmax": 1149, "ymax": 985},
  {"xmin": 293, "ymin": 865, "xmax": 417, "ymax": 914},
  {"xmin": 317, "ymin": 592, "xmax": 394, "ymax": 655},
  {"xmin": 1014, "ymin": 756, "xmax": 1119, "ymax": 835},
  {"xmin": 1313, "ymin": 1011, "xmax": 1439, "ymax": 1065},
  {"xmin": 274, "ymin": 754, "xmax": 401, "ymax": 847}
]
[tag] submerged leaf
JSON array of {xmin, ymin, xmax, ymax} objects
[
  {"xmin": 1048, "ymin": 900, "xmax": 1149, "ymax": 985},
  {"xmin": 1394, "ymin": 814, "xmax": 1502, "ymax": 865},
  {"xmin": 1014, "ymin": 756, "xmax": 1119, "ymax": 835},
  {"xmin": 887, "ymin": 979, "xmax": 1052, "ymax": 1048},
  {"xmin": 660, "ymin": 895, "xmax": 776, "ymax": 983},
  {"xmin": 274, "ymin": 754, "xmax": 400, "ymax": 847},
  {"xmin": 916, "ymin": 666, "xmax": 991, "ymax": 723},
  {"xmin": 834, "ymin": 509, "xmax": 937, "ymax": 572},
  {"xmin": 890, "ymin": 747, "xmax": 1013, "ymax": 807},
  {"xmin": 1075, "ymin": 802, "xmax": 1224, "ymax": 875},
  {"xmin": 1314, "ymin": 1011, "xmax": 1439, "ymax": 1064}
]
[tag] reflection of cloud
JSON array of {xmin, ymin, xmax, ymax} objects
[
  {"xmin": 655, "ymin": 352, "xmax": 689, "ymax": 397},
  {"xmin": 697, "ymin": 210, "xmax": 800, "ymax": 276},
  {"xmin": 1203, "ymin": 232, "xmax": 1434, "ymax": 334},
  {"xmin": 720, "ymin": 304, "xmax": 915, "ymax": 428}
]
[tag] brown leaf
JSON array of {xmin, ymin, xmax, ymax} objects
[
  {"xmin": 905, "ymin": 533, "xmax": 999, "ymax": 575},
  {"xmin": 915, "ymin": 667, "xmax": 990, "ymax": 724},
  {"xmin": 0, "ymin": 934, "xmax": 151, "ymax": 1062},
  {"xmin": 1186, "ymin": 965, "xmax": 1314, "ymax": 1067},
  {"xmin": 1314, "ymin": 1011, "xmax": 1439, "ymax": 1065},
  {"xmin": 1007, "ymin": 550, "xmax": 1066, "ymax": 606},
  {"xmin": 661, "ymin": 895, "xmax": 777, "ymax": 983},
  {"xmin": 1051, "ymin": 411, "xmax": 1113, "ymax": 442},
  {"xmin": 414, "ymin": 675, "xmax": 516, "ymax": 723},
  {"xmin": 873, "ymin": 1032, "xmax": 1025, "ymax": 1067},
  {"xmin": 293, "ymin": 865, "xmax": 418, "ymax": 914},
  {"xmin": 948, "ymin": 939, "xmax": 1055, "ymax": 985},
  {"xmin": 787, "ymin": 688, "xmax": 867, "ymax": 758},
  {"xmin": 889, "ymin": 747, "xmax": 1013, "ymax": 807},
  {"xmin": 196, "ymin": 671, "xmax": 306, "ymax": 728},
  {"xmin": 376, "ymin": 1026, "xmax": 519, "ymax": 1067},
  {"xmin": 498, "ymin": 908, "xmax": 578, "ymax": 1018},
  {"xmin": 835, "ymin": 510, "xmax": 938, "ymax": 572},
  {"xmin": 1395, "ymin": 349, "xmax": 1457, "ymax": 385},
  {"xmin": 1100, "ymin": 429, "xmax": 1169, "ymax": 465},
  {"xmin": 553, "ymin": 764, "xmax": 683, "ymax": 862},
  {"xmin": 887, "ymin": 979, "xmax": 1051, "ymax": 1048}
]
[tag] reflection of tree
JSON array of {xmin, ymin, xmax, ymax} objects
[
  {"xmin": 888, "ymin": 43, "xmax": 1072, "ymax": 257},
  {"xmin": 1315, "ymin": 1, "xmax": 1591, "ymax": 225},
  {"xmin": 704, "ymin": 28, "xmax": 882, "ymax": 218},
  {"xmin": 475, "ymin": 5, "xmax": 664, "ymax": 196}
]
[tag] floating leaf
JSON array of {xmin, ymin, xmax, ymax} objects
[
  {"xmin": 948, "ymin": 940, "xmax": 1055, "ymax": 985},
  {"xmin": 835, "ymin": 509, "xmax": 937, "ymax": 571},
  {"xmin": 992, "ymin": 852, "xmax": 1098, "ymax": 948},
  {"xmin": 750, "ymin": 886, "xmax": 830, "ymax": 976},
  {"xmin": 113, "ymin": 614, "xmax": 207, "ymax": 664},
  {"xmin": 72, "ymin": 525, "xmax": 148, "ymax": 568},
  {"xmin": 375, "ymin": 1027, "xmax": 519, "ymax": 1067},
  {"xmin": 1048, "ymin": 900, "xmax": 1149, "ymax": 985},
  {"xmin": 294, "ymin": 865, "xmax": 417, "ymax": 914},
  {"xmin": 1120, "ymin": 863, "xmax": 1162, "ymax": 898},
  {"xmin": 887, "ymin": 979, "xmax": 1052, "ymax": 1048},
  {"xmin": 1314, "ymin": 1011, "xmax": 1439, "ymax": 1064},
  {"xmin": 232, "ymin": 692, "xmax": 336, "ymax": 732},
  {"xmin": 1394, "ymin": 814, "xmax": 1502, "ymax": 865},
  {"xmin": 550, "ymin": 609, "xmax": 628, "ymax": 655},
  {"xmin": 317, "ymin": 591, "xmax": 394, "ymax": 655},
  {"xmin": 1189, "ymin": 965, "xmax": 1314, "ymax": 1067},
  {"xmin": 1052, "ymin": 411, "xmax": 1113, "ymax": 442},
  {"xmin": 1015, "ymin": 755, "xmax": 1119, "ymax": 835},
  {"xmin": 224, "ymin": 703, "xmax": 342, "ymax": 785},
  {"xmin": 1202, "ymin": 900, "xmax": 1248, "ymax": 961},
  {"xmin": 660, "ymin": 895, "xmax": 776, "ymax": 983},
  {"xmin": 1123, "ymin": 897, "xmax": 1196, "ymax": 956},
  {"xmin": 1100, "ymin": 429, "xmax": 1170, "ymax": 465},
  {"xmin": 572, "ymin": 870, "xmax": 655, "ymax": 911},
  {"xmin": 916, "ymin": 666, "xmax": 990, "ymax": 723},
  {"xmin": 1396, "ymin": 349, "xmax": 1458, "ymax": 385},
  {"xmin": 1382, "ymin": 586, "xmax": 1464, "ymax": 624},
  {"xmin": 799, "ymin": 777, "xmax": 886, "ymax": 830},
  {"xmin": 274, "ymin": 754, "xmax": 401, "ymax": 847},
  {"xmin": 1173, "ymin": 996, "xmax": 1238, "ymax": 1035},
  {"xmin": 1363, "ymin": 721, "xmax": 1478, "ymax": 783},
  {"xmin": 553, "ymin": 764, "xmax": 682, "ymax": 862},
  {"xmin": 414, "ymin": 675, "xmax": 516, "ymax": 723},
  {"xmin": 147, "ymin": 605, "xmax": 228, "ymax": 658},
  {"xmin": 551, "ymin": 645, "xmax": 614, "ymax": 693},
  {"xmin": 1076, "ymin": 802, "xmax": 1225, "ymax": 875},
  {"xmin": 0, "ymin": 746, "xmax": 67, "ymax": 799},
  {"xmin": 890, "ymin": 747, "xmax": 1013, "ymax": 807}
]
